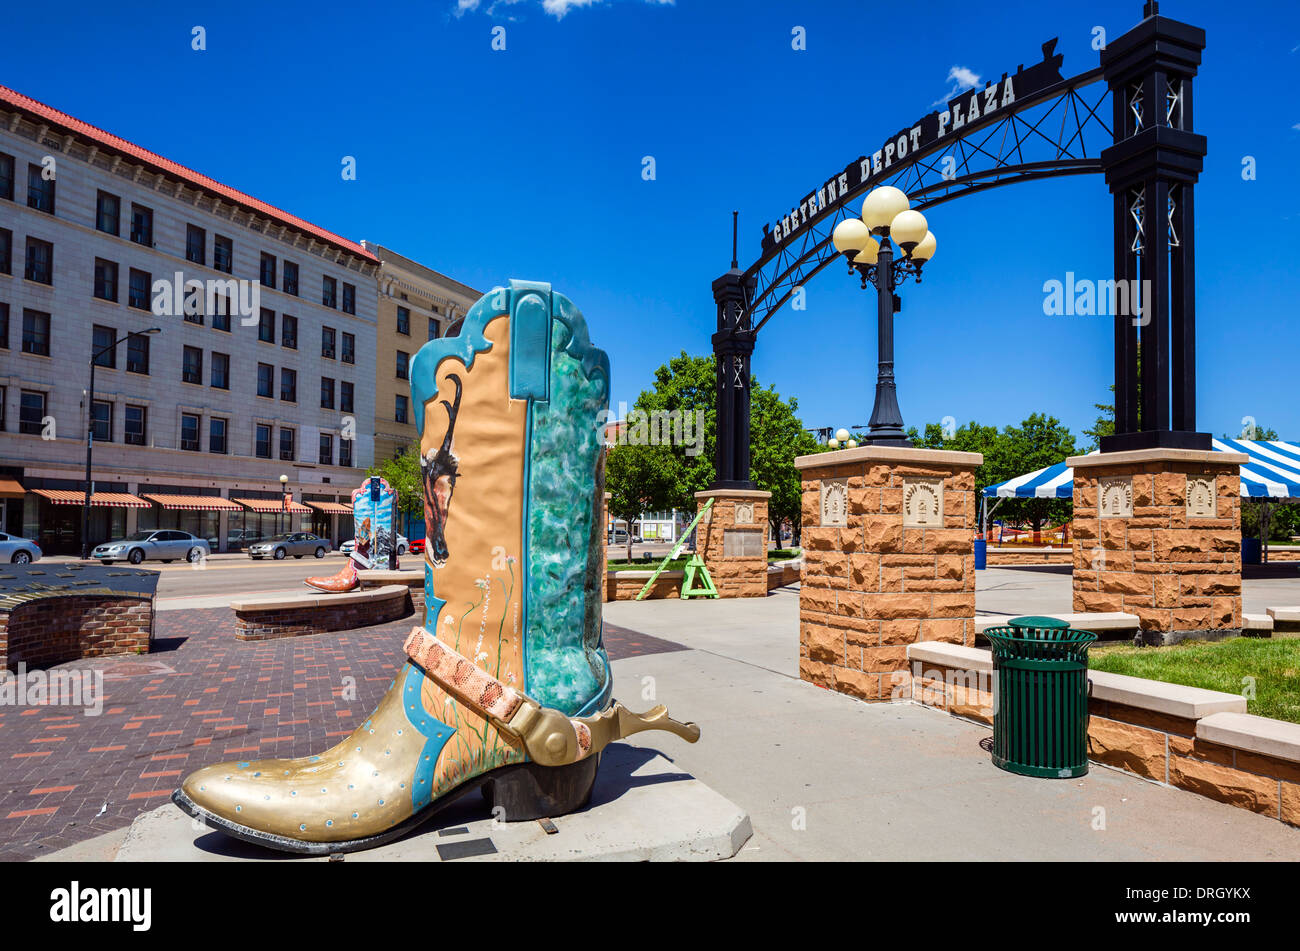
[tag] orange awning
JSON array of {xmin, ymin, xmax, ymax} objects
[
  {"xmin": 231, "ymin": 497, "xmax": 313, "ymax": 514},
  {"xmin": 0, "ymin": 477, "xmax": 25, "ymax": 499},
  {"xmin": 32, "ymin": 489, "xmax": 152, "ymax": 508},
  {"xmin": 144, "ymin": 493, "xmax": 243, "ymax": 512},
  {"xmin": 304, "ymin": 501, "xmax": 353, "ymax": 515}
]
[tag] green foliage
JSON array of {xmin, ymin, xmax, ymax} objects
[
  {"xmin": 367, "ymin": 445, "xmax": 423, "ymax": 516},
  {"xmin": 750, "ymin": 384, "xmax": 822, "ymax": 543},
  {"xmin": 604, "ymin": 441, "xmax": 675, "ymax": 561}
]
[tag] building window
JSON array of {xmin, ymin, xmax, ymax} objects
[
  {"xmin": 209, "ymin": 417, "xmax": 228, "ymax": 454},
  {"xmin": 93, "ymin": 259, "xmax": 118, "ymax": 302},
  {"xmin": 130, "ymin": 203, "xmax": 153, "ymax": 246},
  {"xmin": 24, "ymin": 238, "xmax": 52, "ymax": 284},
  {"xmin": 257, "ymin": 363, "xmax": 274, "ymax": 398},
  {"xmin": 340, "ymin": 381, "xmax": 354, "ymax": 414},
  {"xmin": 91, "ymin": 400, "xmax": 113, "ymax": 442},
  {"xmin": 211, "ymin": 352, "xmax": 230, "ymax": 389},
  {"xmin": 181, "ymin": 413, "xmax": 200, "ymax": 451},
  {"xmin": 127, "ymin": 333, "xmax": 150, "ymax": 374},
  {"xmin": 321, "ymin": 326, "xmax": 336, "ymax": 359},
  {"xmin": 281, "ymin": 314, "xmax": 297, "ymax": 349},
  {"xmin": 339, "ymin": 438, "xmax": 353, "ymax": 468},
  {"xmin": 97, "ymin": 191, "xmax": 120, "ymax": 236},
  {"xmin": 283, "ymin": 260, "xmax": 299, "ymax": 296},
  {"xmin": 129, "ymin": 268, "xmax": 151, "ymax": 310},
  {"xmin": 0, "ymin": 302, "xmax": 8, "ymax": 349},
  {"xmin": 186, "ymin": 224, "xmax": 206, "ymax": 265},
  {"xmin": 260, "ymin": 252, "xmax": 276, "ymax": 289},
  {"xmin": 280, "ymin": 367, "xmax": 297, "ymax": 402},
  {"xmin": 0, "ymin": 228, "xmax": 10, "ymax": 274},
  {"xmin": 92, "ymin": 324, "xmax": 117, "ymax": 368},
  {"xmin": 318, "ymin": 433, "xmax": 333, "ymax": 466},
  {"xmin": 428, "ymin": 317, "xmax": 439, "ymax": 340},
  {"xmin": 19, "ymin": 390, "xmax": 46, "ymax": 434},
  {"xmin": 342, "ymin": 282, "xmax": 356, "ymax": 315},
  {"xmin": 341, "ymin": 332, "xmax": 355, "ymax": 365},
  {"xmin": 396, "ymin": 350, "xmax": 409, "ymax": 380},
  {"xmin": 125, "ymin": 404, "xmax": 147, "ymax": 446},
  {"xmin": 397, "ymin": 306, "xmax": 410, "ymax": 335},
  {"xmin": 255, "ymin": 423, "xmax": 272, "ymax": 459},
  {"xmin": 0, "ymin": 386, "xmax": 4, "ymax": 431},
  {"xmin": 280, "ymin": 428, "xmax": 295, "ymax": 462},
  {"xmin": 258, "ymin": 308, "xmax": 275, "ymax": 343},
  {"xmin": 0, "ymin": 152, "xmax": 13, "ymax": 201},
  {"xmin": 211, "ymin": 297, "xmax": 231, "ymax": 332},
  {"xmin": 182, "ymin": 346, "xmax": 203, "ymax": 384},
  {"xmin": 21, "ymin": 309, "xmax": 50, "ymax": 356},
  {"xmin": 27, "ymin": 163, "xmax": 55, "ymax": 214},
  {"xmin": 322, "ymin": 276, "xmax": 337, "ymax": 308},
  {"xmin": 214, "ymin": 235, "xmax": 233, "ymax": 273},
  {"xmin": 395, "ymin": 394, "xmax": 409, "ymax": 424},
  {"xmin": 320, "ymin": 376, "xmax": 335, "ymax": 409}
]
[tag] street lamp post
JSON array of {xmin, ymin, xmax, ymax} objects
[
  {"xmin": 279, "ymin": 474, "xmax": 289, "ymax": 536},
  {"xmin": 81, "ymin": 327, "xmax": 161, "ymax": 559},
  {"xmin": 831, "ymin": 186, "xmax": 938, "ymax": 447}
]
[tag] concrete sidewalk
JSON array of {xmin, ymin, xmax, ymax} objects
[{"xmin": 605, "ymin": 587, "xmax": 1300, "ymax": 861}]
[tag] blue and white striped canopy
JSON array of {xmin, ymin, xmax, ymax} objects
[{"xmin": 982, "ymin": 440, "xmax": 1300, "ymax": 500}]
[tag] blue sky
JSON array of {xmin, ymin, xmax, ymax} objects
[{"xmin": 3, "ymin": 0, "xmax": 1297, "ymax": 445}]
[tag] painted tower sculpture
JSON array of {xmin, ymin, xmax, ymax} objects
[{"xmin": 173, "ymin": 281, "xmax": 699, "ymax": 853}]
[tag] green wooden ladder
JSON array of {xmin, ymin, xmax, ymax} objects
[{"xmin": 635, "ymin": 498, "xmax": 718, "ymax": 600}]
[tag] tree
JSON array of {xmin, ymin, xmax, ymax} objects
[
  {"xmin": 751, "ymin": 385, "xmax": 822, "ymax": 546},
  {"xmin": 605, "ymin": 442, "xmax": 676, "ymax": 561},
  {"xmin": 368, "ymin": 445, "xmax": 423, "ymax": 519}
]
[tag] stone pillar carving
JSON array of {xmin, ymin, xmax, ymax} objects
[
  {"xmin": 694, "ymin": 489, "xmax": 771, "ymax": 598},
  {"xmin": 1070, "ymin": 448, "xmax": 1247, "ymax": 644},
  {"xmin": 795, "ymin": 445, "xmax": 982, "ymax": 701}
]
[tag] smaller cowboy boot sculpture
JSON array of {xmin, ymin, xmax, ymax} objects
[
  {"xmin": 303, "ymin": 558, "xmax": 358, "ymax": 593},
  {"xmin": 173, "ymin": 281, "xmax": 697, "ymax": 854}
]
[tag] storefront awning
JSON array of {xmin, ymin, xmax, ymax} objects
[
  {"xmin": 231, "ymin": 497, "xmax": 313, "ymax": 514},
  {"xmin": 0, "ymin": 478, "xmax": 25, "ymax": 499},
  {"xmin": 304, "ymin": 501, "xmax": 353, "ymax": 515},
  {"xmin": 31, "ymin": 489, "xmax": 152, "ymax": 508},
  {"xmin": 143, "ymin": 494, "xmax": 243, "ymax": 512}
]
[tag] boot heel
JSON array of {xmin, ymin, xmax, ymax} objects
[{"xmin": 484, "ymin": 754, "xmax": 600, "ymax": 821}]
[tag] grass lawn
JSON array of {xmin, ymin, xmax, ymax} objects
[
  {"xmin": 769, "ymin": 548, "xmax": 802, "ymax": 560},
  {"xmin": 606, "ymin": 558, "xmax": 688, "ymax": 572},
  {"xmin": 1089, "ymin": 637, "xmax": 1300, "ymax": 724}
]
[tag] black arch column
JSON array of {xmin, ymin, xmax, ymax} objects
[
  {"xmin": 711, "ymin": 266, "xmax": 757, "ymax": 489},
  {"xmin": 1099, "ymin": 2, "xmax": 1208, "ymax": 451}
]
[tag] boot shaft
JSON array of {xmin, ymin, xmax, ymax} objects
[{"xmin": 409, "ymin": 281, "xmax": 611, "ymax": 717}]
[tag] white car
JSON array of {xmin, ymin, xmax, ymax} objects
[
  {"xmin": 93, "ymin": 530, "xmax": 210, "ymax": 565},
  {"xmin": 339, "ymin": 534, "xmax": 408, "ymax": 557},
  {"xmin": 0, "ymin": 532, "xmax": 41, "ymax": 564}
]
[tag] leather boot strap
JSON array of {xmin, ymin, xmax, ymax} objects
[{"xmin": 403, "ymin": 627, "xmax": 700, "ymax": 767}]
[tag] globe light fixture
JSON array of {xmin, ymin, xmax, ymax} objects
[{"xmin": 833, "ymin": 186, "xmax": 940, "ymax": 446}]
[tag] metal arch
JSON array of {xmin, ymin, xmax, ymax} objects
[{"xmin": 743, "ymin": 71, "xmax": 1113, "ymax": 336}]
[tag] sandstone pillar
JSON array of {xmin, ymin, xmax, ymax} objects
[
  {"xmin": 694, "ymin": 489, "xmax": 771, "ymax": 598},
  {"xmin": 795, "ymin": 446, "xmax": 982, "ymax": 701},
  {"xmin": 1069, "ymin": 448, "xmax": 1247, "ymax": 644}
]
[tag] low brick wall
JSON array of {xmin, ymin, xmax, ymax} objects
[
  {"xmin": 987, "ymin": 547, "xmax": 1072, "ymax": 565},
  {"xmin": 908, "ymin": 643, "xmax": 1300, "ymax": 829},
  {"xmin": 605, "ymin": 570, "xmax": 683, "ymax": 601},
  {"xmin": 358, "ymin": 569, "xmax": 425, "ymax": 614},
  {"xmin": 767, "ymin": 560, "xmax": 802, "ymax": 590},
  {"xmin": 0, "ymin": 596, "xmax": 153, "ymax": 671},
  {"xmin": 233, "ymin": 585, "xmax": 412, "ymax": 641}
]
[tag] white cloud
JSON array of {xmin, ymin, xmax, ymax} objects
[
  {"xmin": 455, "ymin": 0, "xmax": 480, "ymax": 14},
  {"xmin": 543, "ymin": 0, "xmax": 600, "ymax": 15},
  {"xmin": 933, "ymin": 65, "xmax": 981, "ymax": 107},
  {"xmin": 456, "ymin": 0, "xmax": 672, "ymax": 19}
]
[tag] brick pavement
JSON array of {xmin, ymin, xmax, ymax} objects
[{"xmin": 0, "ymin": 610, "xmax": 685, "ymax": 861}]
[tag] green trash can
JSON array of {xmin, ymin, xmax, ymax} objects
[{"xmin": 985, "ymin": 617, "xmax": 1097, "ymax": 778}]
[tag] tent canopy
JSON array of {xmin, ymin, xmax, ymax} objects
[{"xmin": 982, "ymin": 440, "xmax": 1300, "ymax": 500}]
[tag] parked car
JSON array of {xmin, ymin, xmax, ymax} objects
[
  {"xmin": 247, "ymin": 533, "xmax": 331, "ymax": 560},
  {"xmin": 408, "ymin": 538, "xmax": 425, "ymax": 555},
  {"xmin": 94, "ymin": 530, "xmax": 210, "ymax": 565},
  {"xmin": 0, "ymin": 532, "xmax": 41, "ymax": 564},
  {"xmin": 608, "ymin": 528, "xmax": 630, "ymax": 545},
  {"xmin": 339, "ymin": 534, "xmax": 408, "ymax": 557}
]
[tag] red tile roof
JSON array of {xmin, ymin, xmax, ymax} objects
[{"xmin": 0, "ymin": 84, "xmax": 377, "ymax": 263}]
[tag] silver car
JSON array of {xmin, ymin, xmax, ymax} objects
[
  {"xmin": 0, "ymin": 532, "xmax": 42, "ymax": 564},
  {"xmin": 93, "ymin": 530, "xmax": 210, "ymax": 565},
  {"xmin": 247, "ymin": 532, "xmax": 331, "ymax": 560}
]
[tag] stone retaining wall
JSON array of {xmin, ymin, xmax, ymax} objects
[
  {"xmin": 1, "ymin": 596, "xmax": 153, "ymax": 670},
  {"xmin": 908, "ymin": 643, "xmax": 1300, "ymax": 829},
  {"xmin": 233, "ymin": 586, "xmax": 412, "ymax": 641},
  {"xmin": 605, "ymin": 570, "xmax": 683, "ymax": 601}
]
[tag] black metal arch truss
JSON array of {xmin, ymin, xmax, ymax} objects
[{"xmin": 744, "ymin": 70, "xmax": 1113, "ymax": 335}]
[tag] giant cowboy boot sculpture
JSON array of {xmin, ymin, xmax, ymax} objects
[{"xmin": 173, "ymin": 281, "xmax": 698, "ymax": 854}]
